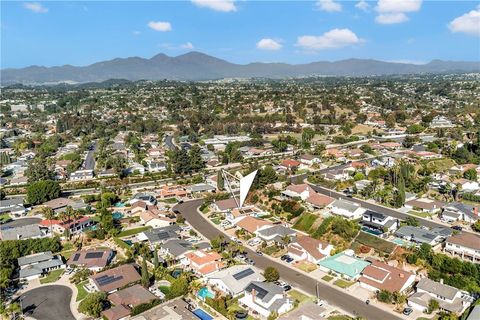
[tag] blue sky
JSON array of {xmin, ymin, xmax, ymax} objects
[{"xmin": 1, "ymin": 1, "xmax": 479, "ymax": 68}]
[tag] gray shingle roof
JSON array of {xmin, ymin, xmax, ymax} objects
[
  {"xmin": 416, "ymin": 278, "xmax": 458, "ymax": 300},
  {"xmin": 0, "ymin": 224, "xmax": 42, "ymax": 240},
  {"xmin": 257, "ymin": 225, "xmax": 296, "ymax": 238},
  {"xmin": 244, "ymin": 281, "xmax": 284, "ymax": 304},
  {"xmin": 207, "ymin": 265, "xmax": 264, "ymax": 296},
  {"xmin": 18, "ymin": 251, "xmax": 55, "ymax": 266},
  {"xmin": 331, "ymin": 199, "xmax": 360, "ymax": 212}
]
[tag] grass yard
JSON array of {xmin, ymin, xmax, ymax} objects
[
  {"xmin": 159, "ymin": 286, "xmax": 170, "ymax": 296},
  {"xmin": 292, "ymin": 213, "xmax": 318, "ymax": 233},
  {"xmin": 40, "ymin": 269, "xmax": 64, "ymax": 284},
  {"xmin": 333, "ymin": 279, "xmax": 354, "ymax": 289},
  {"xmin": 295, "ymin": 261, "xmax": 317, "ymax": 273},
  {"xmin": 75, "ymin": 280, "xmax": 88, "ymax": 301},
  {"xmin": 261, "ymin": 245, "xmax": 283, "ymax": 256},
  {"xmin": 60, "ymin": 250, "xmax": 75, "ymax": 260},
  {"xmin": 117, "ymin": 226, "xmax": 151, "ymax": 237},
  {"xmin": 409, "ymin": 210, "xmax": 431, "ymax": 218},
  {"xmin": 328, "ymin": 316, "xmax": 355, "ymax": 320},
  {"xmin": 211, "ymin": 217, "xmax": 221, "ymax": 225},
  {"xmin": 288, "ymin": 289, "xmax": 312, "ymax": 305},
  {"xmin": 0, "ymin": 214, "xmax": 12, "ymax": 224},
  {"xmin": 354, "ymin": 231, "xmax": 397, "ymax": 255},
  {"xmin": 322, "ymin": 275, "xmax": 334, "ymax": 282},
  {"xmin": 162, "ymin": 198, "xmax": 178, "ymax": 204}
]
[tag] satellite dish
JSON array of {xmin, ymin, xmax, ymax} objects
[{"xmin": 239, "ymin": 170, "xmax": 258, "ymax": 208}]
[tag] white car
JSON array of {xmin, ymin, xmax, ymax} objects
[{"xmin": 247, "ymin": 238, "xmax": 261, "ymax": 246}]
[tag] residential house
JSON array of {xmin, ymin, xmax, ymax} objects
[
  {"xmin": 444, "ymin": 233, "xmax": 480, "ymax": 264},
  {"xmin": 0, "ymin": 224, "xmax": 44, "ymax": 240},
  {"xmin": 299, "ymin": 154, "xmax": 321, "ymax": 167},
  {"xmin": 159, "ymin": 239, "xmax": 210, "ymax": 263},
  {"xmin": 323, "ymin": 168, "xmax": 350, "ymax": 181},
  {"xmin": 158, "ymin": 185, "xmax": 187, "ymax": 200},
  {"xmin": 394, "ymin": 226, "xmax": 452, "ymax": 246},
  {"xmin": 139, "ymin": 211, "xmax": 175, "ymax": 229},
  {"xmin": 40, "ymin": 216, "xmax": 94, "ymax": 235},
  {"xmin": 129, "ymin": 193, "xmax": 157, "ymax": 206},
  {"xmin": 183, "ymin": 250, "xmax": 225, "ymax": 276},
  {"xmin": 358, "ymin": 260, "xmax": 415, "ymax": 293},
  {"xmin": 278, "ymin": 301, "xmax": 327, "ymax": 320},
  {"xmin": 442, "ymin": 202, "xmax": 479, "ymax": 223},
  {"xmin": 226, "ymin": 206, "xmax": 265, "ymax": 223},
  {"xmin": 235, "ymin": 216, "xmax": 273, "ymax": 235},
  {"xmin": 205, "ymin": 265, "xmax": 265, "ymax": 297},
  {"xmin": 318, "ymin": 250, "xmax": 370, "ymax": 281},
  {"xmin": 70, "ymin": 169, "xmax": 94, "ymax": 181},
  {"xmin": 0, "ymin": 197, "xmax": 26, "ymax": 216},
  {"xmin": 18, "ymin": 251, "xmax": 65, "ymax": 280},
  {"xmin": 328, "ymin": 199, "xmax": 366, "ymax": 219},
  {"xmin": 453, "ymin": 178, "xmax": 480, "ymax": 192},
  {"xmin": 102, "ymin": 284, "xmax": 158, "ymax": 320},
  {"xmin": 361, "ymin": 210, "xmax": 399, "ymax": 234},
  {"xmin": 67, "ymin": 249, "xmax": 114, "ymax": 271},
  {"xmin": 430, "ymin": 116, "xmax": 455, "ymax": 128},
  {"xmin": 255, "ymin": 225, "xmax": 296, "ymax": 245},
  {"xmin": 239, "ymin": 281, "xmax": 294, "ymax": 318},
  {"xmin": 212, "ymin": 198, "xmax": 239, "ymax": 213},
  {"xmin": 288, "ymin": 235, "xmax": 334, "ymax": 264},
  {"xmin": 42, "ymin": 197, "xmax": 88, "ymax": 214},
  {"xmin": 408, "ymin": 278, "xmax": 473, "ymax": 314},
  {"xmin": 279, "ymin": 159, "xmax": 301, "ymax": 171},
  {"xmin": 137, "ymin": 225, "xmax": 181, "ymax": 245},
  {"xmin": 145, "ymin": 160, "xmax": 166, "ymax": 173},
  {"xmin": 186, "ymin": 183, "xmax": 216, "ymax": 194},
  {"xmin": 405, "ymin": 198, "xmax": 446, "ymax": 214},
  {"xmin": 89, "ymin": 264, "xmax": 141, "ymax": 293}
]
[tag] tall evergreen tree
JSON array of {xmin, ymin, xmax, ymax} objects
[
  {"xmin": 141, "ymin": 256, "xmax": 150, "ymax": 288},
  {"xmin": 153, "ymin": 247, "xmax": 159, "ymax": 269},
  {"xmin": 217, "ymin": 170, "xmax": 224, "ymax": 191}
]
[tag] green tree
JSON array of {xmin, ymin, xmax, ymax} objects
[
  {"xmin": 167, "ymin": 276, "xmax": 189, "ymax": 299},
  {"xmin": 25, "ymin": 157, "xmax": 54, "ymax": 183},
  {"xmin": 189, "ymin": 145, "xmax": 205, "ymax": 172},
  {"xmin": 427, "ymin": 299, "xmax": 439, "ymax": 314},
  {"xmin": 217, "ymin": 170, "xmax": 224, "ymax": 191},
  {"xmin": 41, "ymin": 207, "xmax": 56, "ymax": 237},
  {"xmin": 406, "ymin": 124, "xmax": 425, "ymax": 134},
  {"xmin": 263, "ymin": 266, "xmax": 280, "ymax": 282},
  {"xmin": 464, "ymin": 168, "xmax": 478, "ymax": 181},
  {"xmin": 267, "ymin": 311, "xmax": 279, "ymax": 320},
  {"xmin": 153, "ymin": 247, "xmax": 159, "ymax": 268},
  {"xmin": 405, "ymin": 216, "xmax": 419, "ymax": 227},
  {"xmin": 78, "ymin": 292, "xmax": 108, "ymax": 317},
  {"xmin": 141, "ymin": 256, "xmax": 150, "ymax": 288},
  {"xmin": 26, "ymin": 180, "xmax": 61, "ymax": 205}
]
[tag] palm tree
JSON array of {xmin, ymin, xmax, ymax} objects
[
  {"xmin": 58, "ymin": 211, "xmax": 71, "ymax": 240},
  {"xmin": 41, "ymin": 207, "xmax": 55, "ymax": 237}
]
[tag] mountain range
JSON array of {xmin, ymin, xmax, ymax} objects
[{"xmin": 2, "ymin": 51, "xmax": 479, "ymax": 85}]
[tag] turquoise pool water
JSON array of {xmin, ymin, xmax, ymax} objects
[
  {"xmin": 114, "ymin": 202, "xmax": 126, "ymax": 208},
  {"xmin": 392, "ymin": 238, "xmax": 413, "ymax": 247},
  {"xmin": 193, "ymin": 308, "xmax": 213, "ymax": 320},
  {"xmin": 112, "ymin": 212, "xmax": 123, "ymax": 220},
  {"xmin": 361, "ymin": 226, "xmax": 383, "ymax": 236},
  {"xmin": 197, "ymin": 287, "xmax": 214, "ymax": 300}
]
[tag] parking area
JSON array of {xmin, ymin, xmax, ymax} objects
[{"xmin": 18, "ymin": 285, "xmax": 75, "ymax": 320}]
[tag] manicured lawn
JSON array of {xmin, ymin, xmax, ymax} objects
[
  {"xmin": 0, "ymin": 214, "xmax": 12, "ymax": 224},
  {"xmin": 117, "ymin": 226, "xmax": 151, "ymax": 237},
  {"xmin": 354, "ymin": 231, "xmax": 397, "ymax": 255},
  {"xmin": 293, "ymin": 213, "xmax": 318, "ymax": 233},
  {"xmin": 159, "ymin": 286, "xmax": 170, "ymax": 296},
  {"xmin": 409, "ymin": 210, "xmax": 431, "ymax": 218},
  {"xmin": 288, "ymin": 289, "xmax": 312, "ymax": 305},
  {"xmin": 328, "ymin": 316, "xmax": 355, "ymax": 320},
  {"xmin": 75, "ymin": 280, "xmax": 88, "ymax": 301},
  {"xmin": 333, "ymin": 279, "xmax": 354, "ymax": 289},
  {"xmin": 295, "ymin": 261, "xmax": 317, "ymax": 273},
  {"xmin": 60, "ymin": 250, "xmax": 75, "ymax": 260},
  {"xmin": 162, "ymin": 198, "xmax": 178, "ymax": 204},
  {"xmin": 211, "ymin": 217, "xmax": 221, "ymax": 225},
  {"xmin": 40, "ymin": 269, "xmax": 64, "ymax": 284},
  {"xmin": 322, "ymin": 275, "xmax": 334, "ymax": 282}
]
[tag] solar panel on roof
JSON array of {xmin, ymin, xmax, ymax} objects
[
  {"xmin": 72, "ymin": 253, "xmax": 80, "ymax": 262},
  {"xmin": 85, "ymin": 252, "xmax": 103, "ymax": 259},
  {"xmin": 97, "ymin": 275, "xmax": 123, "ymax": 286},
  {"xmin": 233, "ymin": 268, "xmax": 254, "ymax": 280},
  {"xmin": 246, "ymin": 283, "xmax": 268, "ymax": 299}
]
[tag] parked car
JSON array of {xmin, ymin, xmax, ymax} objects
[
  {"xmin": 285, "ymin": 257, "xmax": 294, "ymax": 263},
  {"xmin": 280, "ymin": 255, "xmax": 290, "ymax": 261},
  {"xmin": 451, "ymin": 225, "xmax": 463, "ymax": 231},
  {"xmin": 255, "ymin": 251, "xmax": 263, "ymax": 256},
  {"xmin": 403, "ymin": 308, "xmax": 413, "ymax": 316}
]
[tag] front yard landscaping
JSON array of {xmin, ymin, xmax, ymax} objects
[
  {"xmin": 288, "ymin": 289, "xmax": 312, "ymax": 305},
  {"xmin": 40, "ymin": 269, "xmax": 64, "ymax": 284},
  {"xmin": 333, "ymin": 279, "xmax": 354, "ymax": 289},
  {"xmin": 75, "ymin": 280, "xmax": 88, "ymax": 301},
  {"xmin": 353, "ymin": 231, "xmax": 397, "ymax": 255},
  {"xmin": 292, "ymin": 213, "xmax": 318, "ymax": 233},
  {"xmin": 117, "ymin": 226, "xmax": 151, "ymax": 237},
  {"xmin": 295, "ymin": 261, "xmax": 317, "ymax": 273},
  {"xmin": 322, "ymin": 275, "xmax": 334, "ymax": 282}
]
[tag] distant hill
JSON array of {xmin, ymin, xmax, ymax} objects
[{"xmin": 2, "ymin": 51, "xmax": 479, "ymax": 85}]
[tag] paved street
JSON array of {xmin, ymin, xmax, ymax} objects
[
  {"xmin": 174, "ymin": 200, "xmax": 403, "ymax": 320},
  {"xmin": 18, "ymin": 285, "xmax": 75, "ymax": 320}
]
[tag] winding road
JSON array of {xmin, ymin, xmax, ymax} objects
[{"xmin": 173, "ymin": 200, "xmax": 403, "ymax": 320}]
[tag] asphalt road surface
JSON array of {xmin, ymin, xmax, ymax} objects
[
  {"xmin": 164, "ymin": 135, "xmax": 176, "ymax": 150},
  {"xmin": 18, "ymin": 285, "xmax": 75, "ymax": 320},
  {"xmin": 174, "ymin": 200, "xmax": 403, "ymax": 320},
  {"xmin": 2, "ymin": 217, "xmax": 42, "ymax": 228}
]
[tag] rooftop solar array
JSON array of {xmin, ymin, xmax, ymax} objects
[
  {"xmin": 246, "ymin": 283, "xmax": 268, "ymax": 299},
  {"xmin": 233, "ymin": 268, "xmax": 254, "ymax": 280},
  {"xmin": 72, "ymin": 253, "xmax": 80, "ymax": 262},
  {"xmin": 85, "ymin": 252, "xmax": 104, "ymax": 259},
  {"xmin": 96, "ymin": 274, "xmax": 124, "ymax": 287}
]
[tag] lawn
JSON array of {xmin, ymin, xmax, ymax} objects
[
  {"xmin": 40, "ymin": 269, "xmax": 64, "ymax": 284},
  {"xmin": 211, "ymin": 217, "xmax": 221, "ymax": 225},
  {"xmin": 75, "ymin": 280, "xmax": 88, "ymax": 301},
  {"xmin": 333, "ymin": 279, "xmax": 354, "ymax": 289},
  {"xmin": 328, "ymin": 316, "xmax": 355, "ymax": 320},
  {"xmin": 409, "ymin": 210, "xmax": 431, "ymax": 218},
  {"xmin": 159, "ymin": 286, "xmax": 170, "ymax": 296},
  {"xmin": 0, "ymin": 214, "xmax": 12, "ymax": 224},
  {"xmin": 292, "ymin": 213, "xmax": 318, "ymax": 233},
  {"xmin": 60, "ymin": 250, "xmax": 75, "ymax": 260},
  {"xmin": 295, "ymin": 261, "xmax": 317, "ymax": 273},
  {"xmin": 322, "ymin": 275, "xmax": 334, "ymax": 282},
  {"xmin": 162, "ymin": 198, "xmax": 178, "ymax": 204},
  {"xmin": 261, "ymin": 245, "xmax": 282, "ymax": 256},
  {"xmin": 288, "ymin": 289, "xmax": 312, "ymax": 305},
  {"xmin": 354, "ymin": 231, "xmax": 397, "ymax": 255},
  {"xmin": 117, "ymin": 226, "xmax": 151, "ymax": 237}
]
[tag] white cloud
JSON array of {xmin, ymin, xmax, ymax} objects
[
  {"xmin": 316, "ymin": 0, "xmax": 342, "ymax": 12},
  {"xmin": 375, "ymin": 13, "xmax": 408, "ymax": 24},
  {"xmin": 448, "ymin": 6, "xmax": 480, "ymax": 37},
  {"xmin": 181, "ymin": 42, "xmax": 195, "ymax": 49},
  {"xmin": 355, "ymin": 0, "xmax": 370, "ymax": 12},
  {"xmin": 256, "ymin": 38, "xmax": 282, "ymax": 51},
  {"xmin": 191, "ymin": 0, "xmax": 236, "ymax": 12},
  {"xmin": 23, "ymin": 2, "xmax": 48, "ymax": 13},
  {"xmin": 375, "ymin": 0, "xmax": 422, "ymax": 13},
  {"xmin": 296, "ymin": 28, "xmax": 362, "ymax": 51},
  {"xmin": 148, "ymin": 21, "xmax": 172, "ymax": 32},
  {"xmin": 375, "ymin": 0, "xmax": 422, "ymax": 24}
]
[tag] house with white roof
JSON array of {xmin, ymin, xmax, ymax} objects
[
  {"xmin": 206, "ymin": 265, "xmax": 265, "ymax": 297},
  {"xmin": 327, "ymin": 199, "xmax": 366, "ymax": 219},
  {"xmin": 239, "ymin": 281, "xmax": 294, "ymax": 318}
]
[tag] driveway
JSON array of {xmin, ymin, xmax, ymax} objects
[
  {"xmin": 2, "ymin": 217, "xmax": 42, "ymax": 228},
  {"xmin": 18, "ymin": 285, "xmax": 75, "ymax": 320},
  {"xmin": 173, "ymin": 200, "xmax": 403, "ymax": 320}
]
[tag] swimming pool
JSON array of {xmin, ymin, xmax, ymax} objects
[
  {"xmin": 361, "ymin": 226, "xmax": 383, "ymax": 236},
  {"xmin": 114, "ymin": 202, "xmax": 126, "ymax": 208},
  {"xmin": 193, "ymin": 308, "xmax": 213, "ymax": 320},
  {"xmin": 112, "ymin": 212, "xmax": 123, "ymax": 220},
  {"xmin": 197, "ymin": 287, "xmax": 214, "ymax": 300}
]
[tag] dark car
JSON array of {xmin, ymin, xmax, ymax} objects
[
  {"xmin": 403, "ymin": 308, "xmax": 413, "ymax": 316},
  {"xmin": 451, "ymin": 225, "xmax": 463, "ymax": 231},
  {"xmin": 285, "ymin": 257, "xmax": 294, "ymax": 263},
  {"xmin": 256, "ymin": 251, "xmax": 263, "ymax": 256},
  {"xmin": 365, "ymin": 299, "xmax": 370, "ymax": 305},
  {"xmin": 280, "ymin": 255, "xmax": 290, "ymax": 261},
  {"xmin": 173, "ymin": 209, "xmax": 180, "ymax": 214}
]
